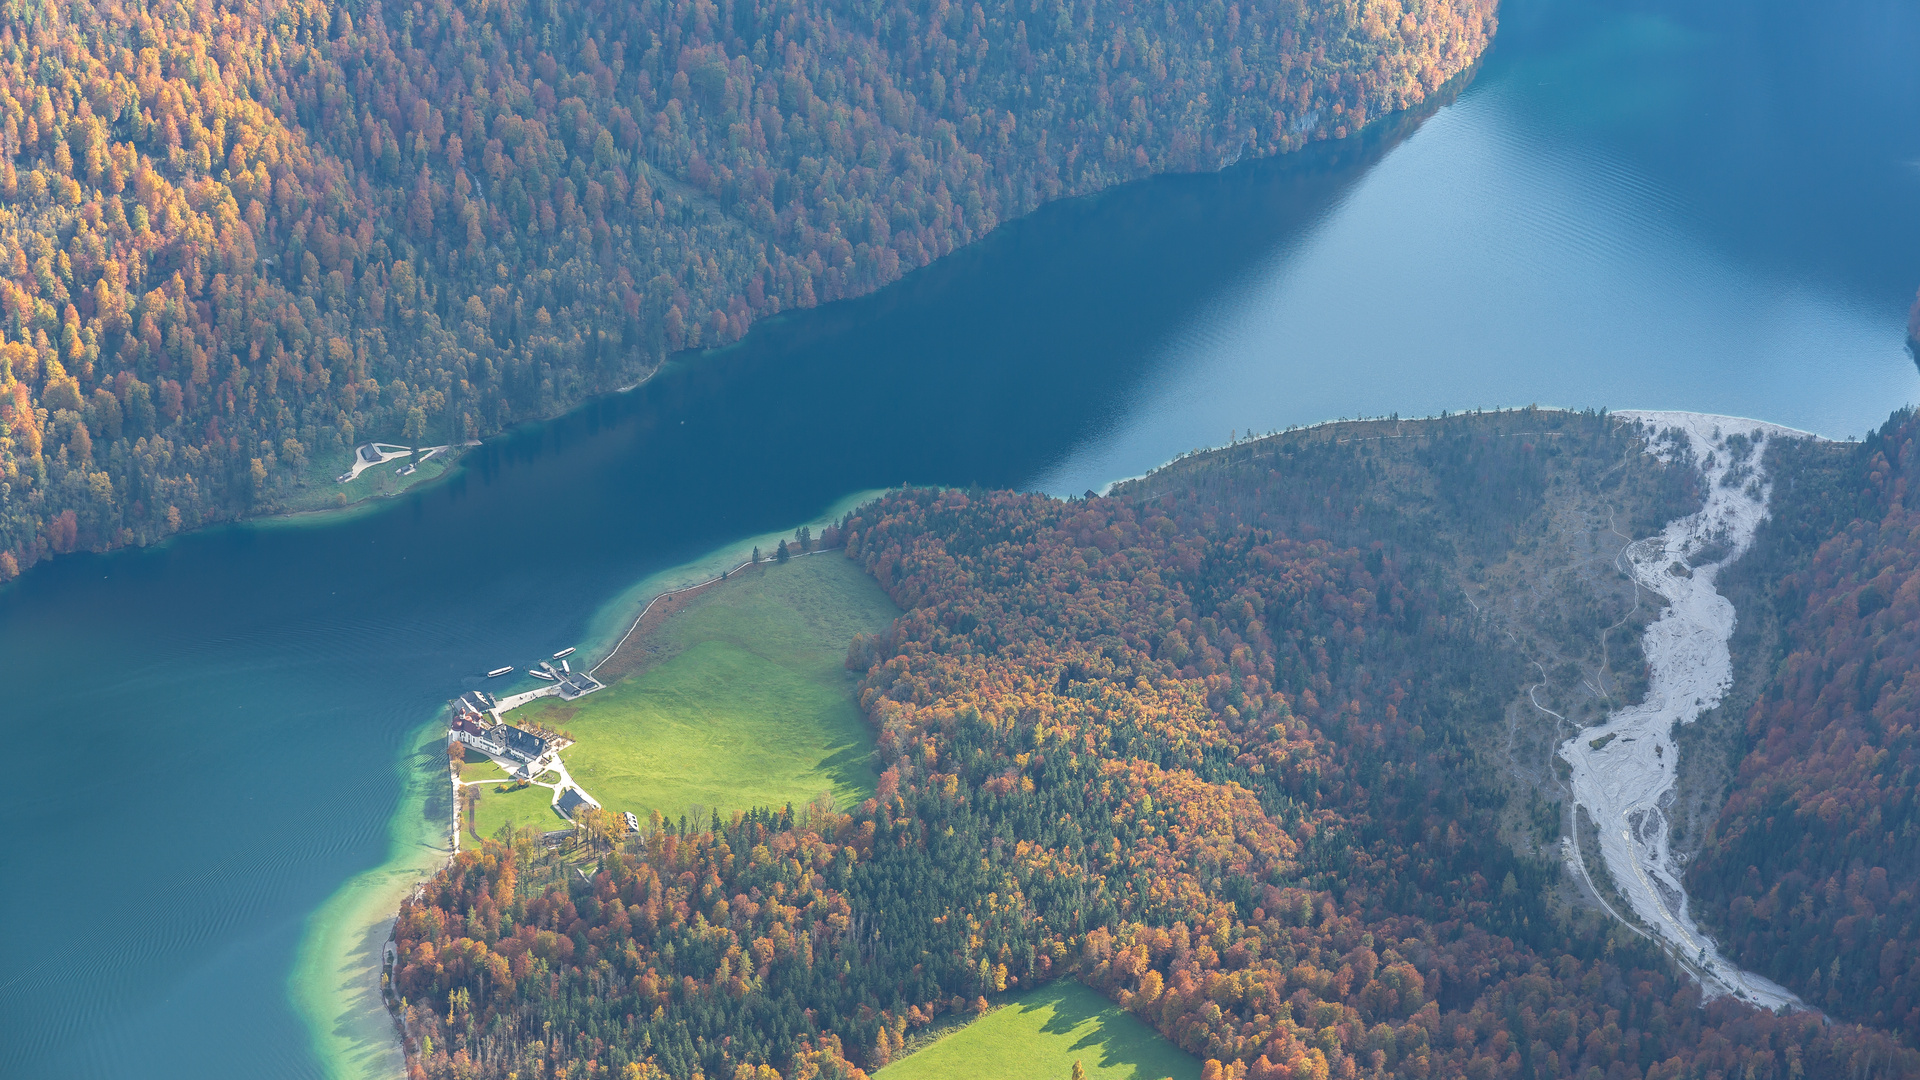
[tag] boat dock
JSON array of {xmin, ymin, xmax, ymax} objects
[
  {"xmin": 490, "ymin": 685, "xmax": 560, "ymax": 715},
  {"xmin": 554, "ymin": 668, "xmax": 603, "ymax": 700}
]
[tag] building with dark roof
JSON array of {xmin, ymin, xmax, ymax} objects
[
  {"xmin": 449, "ymin": 712, "xmax": 506, "ymax": 757},
  {"xmin": 556, "ymin": 787, "xmax": 589, "ymax": 820},
  {"xmin": 556, "ymin": 670, "xmax": 603, "ymax": 700},
  {"xmin": 495, "ymin": 724, "xmax": 549, "ymax": 763}
]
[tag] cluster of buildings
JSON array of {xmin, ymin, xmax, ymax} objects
[
  {"xmin": 449, "ymin": 670, "xmax": 630, "ymax": 831},
  {"xmin": 534, "ymin": 660, "xmax": 604, "ymax": 700},
  {"xmin": 449, "ymin": 690, "xmax": 563, "ymax": 780}
]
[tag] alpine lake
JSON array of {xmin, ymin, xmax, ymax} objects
[{"xmin": 3, "ymin": 0, "xmax": 1918, "ymax": 1075}]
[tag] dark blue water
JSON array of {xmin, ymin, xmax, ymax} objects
[
  {"xmin": 1032, "ymin": 0, "xmax": 1920, "ymax": 493},
  {"xmin": 3, "ymin": 0, "xmax": 1918, "ymax": 1076}
]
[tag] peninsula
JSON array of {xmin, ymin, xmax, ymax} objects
[{"xmin": 386, "ymin": 408, "xmax": 1920, "ymax": 1080}]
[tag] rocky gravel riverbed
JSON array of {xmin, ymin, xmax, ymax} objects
[{"xmin": 1558, "ymin": 411, "xmax": 1807, "ymax": 1010}]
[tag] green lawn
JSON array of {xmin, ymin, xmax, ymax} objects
[
  {"xmin": 469, "ymin": 782, "xmax": 561, "ymax": 842},
  {"xmin": 877, "ymin": 982, "xmax": 1202, "ymax": 1080},
  {"xmin": 513, "ymin": 553, "xmax": 898, "ymax": 822},
  {"xmin": 459, "ymin": 746, "xmax": 516, "ymax": 783},
  {"xmin": 275, "ymin": 444, "xmax": 462, "ymax": 515}
]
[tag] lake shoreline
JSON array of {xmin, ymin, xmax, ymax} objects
[
  {"xmin": 1099, "ymin": 406, "xmax": 1834, "ymax": 497},
  {"xmin": 0, "ymin": 60, "xmax": 1491, "ymax": 591},
  {"xmin": 12, "ymin": 0, "xmax": 1920, "ymax": 1069},
  {"xmin": 288, "ymin": 719, "xmax": 453, "ymax": 1080},
  {"xmin": 296, "ymin": 492, "xmax": 891, "ymax": 1079},
  {"xmin": 256, "ymin": 444, "xmax": 475, "ymax": 530}
]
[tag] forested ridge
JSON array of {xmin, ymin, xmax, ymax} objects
[
  {"xmin": 1689, "ymin": 407, "xmax": 1920, "ymax": 1043},
  {"xmin": 388, "ymin": 412, "xmax": 1917, "ymax": 1080},
  {"xmin": 0, "ymin": 0, "xmax": 1494, "ymax": 579}
]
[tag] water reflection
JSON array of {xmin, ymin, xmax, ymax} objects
[
  {"xmin": 4, "ymin": 0, "xmax": 1920, "ymax": 1076},
  {"xmin": 1035, "ymin": 0, "xmax": 1920, "ymax": 494},
  {"xmin": 0, "ymin": 60, "xmax": 1439, "ymax": 1080}
]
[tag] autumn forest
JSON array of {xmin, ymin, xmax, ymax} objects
[
  {"xmin": 389, "ymin": 410, "xmax": 1920, "ymax": 1080},
  {"xmin": 10, "ymin": 0, "xmax": 1918, "ymax": 1077},
  {"xmin": 0, "ymin": 0, "xmax": 1494, "ymax": 577}
]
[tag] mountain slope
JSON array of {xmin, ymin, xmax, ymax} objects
[
  {"xmin": 1690, "ymin": 408, "xmax": 1920, "ymax": 1041},
  {"xmin": 388, "ymin": 412, "xmax": 1917, "ymax": 1080},
  {"xmin": 0, "ymin": 0, "xmax": 1495, "ymax": 577}
]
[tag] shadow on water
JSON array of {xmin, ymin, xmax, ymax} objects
[
  {"xmin": 310, "ymin": 880, "xmax": 409, "ymax": 1080},
  {"xmin": 5, "ymin": 0, "xmax": 1919, "ymax": 1071},
  {"xmin": 0, "ymin": 77, "xmax": 1458, "ymax": 1080},
  {"xmin": 1487, "ymin": 0, "xmax": 1920, "ymax": 306},
  {"xmin": 289, "ymin": 721, "xmax": 453, "ymax": 1080},
  {"xmin": 430, "ymin": 59, "xmax": 1471, "ymax": 555}
]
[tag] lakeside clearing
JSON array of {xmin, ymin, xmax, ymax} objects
[
  {"xmin": 875, "ymin": 982, "xmax": 1201, "ymax": 1080},
  {"xmin": 571, "ymin": 490, "xmax": 893, "ymax": 664},
  {"xmin": 287, "ymin": 495, "xmax": 894, "ymax": 1080},
  {"xmin": 510, "ymin": 550, "xmax": 898, "ymax": 821},
  {"xmin": 268, "ymin": 443, "xmax": 467, "ymax": 522},
  {"xmin": 289, "ymin": 718, "xmax": 451, "ymax": 1080}
]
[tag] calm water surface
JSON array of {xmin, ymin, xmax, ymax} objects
[{"xmin": 3, "ymin": 0, "xmax": 1918, "ymax": 1075}]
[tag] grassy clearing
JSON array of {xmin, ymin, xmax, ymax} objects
[
  {"xmin": 459, "ymin": 747, "xmax": 516, "ymax": 783},
  {"xmin": 876, "ymin": 982, "xmax": 1201, "ymax": 1080},
  {"xmin": 469, "ymin": 781, "xmax": 560, "ymax": 841},
  {"xmin": 574, "ymin": 489, "xmax": 892, "ymax": 666},
  {"xmin": 275, "ymin": 445, "xmax": 462, "ymax": 515},
  {"xmin": 514, "ymin": 553, "xmax": 898, "ymax": 821}
]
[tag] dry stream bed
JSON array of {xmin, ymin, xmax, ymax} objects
[{"xmin": 1552, "ymin": 412, "xmax": 1804, "ymax": 1009}]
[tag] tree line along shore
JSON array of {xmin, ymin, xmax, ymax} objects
[
  {"xmin": 0, "ymin": 0, "xmax": 1497, "ymax": 580},
  {"xmin": 453, "ymin": 540, "xmax": 897, "ymax": 845},
  {"xmin": 386, "ymin": 408, "xmax": 1920, "ymax": 1080}
]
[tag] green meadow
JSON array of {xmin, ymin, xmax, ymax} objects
[
  {"xmin": 876, "ymin": 982, "xmax": 1202, "ymax": 1080},
  {"xmin": 513, "ymin": 552, "xmax": 899, "ymax": 822},
  {"xmin": 460, "ymin": 745, "xmax": 515, "ymax": 781},
  {"xmin": 274, "ymin": 444, "xmax": 463, "ymax": 517},
  {"xmin": 469, "ymin": 781, "xmax": 562, "ymax": 842}
]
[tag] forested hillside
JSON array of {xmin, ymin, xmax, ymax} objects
[
  {"xmin": 0, "ymin": 0, "xmax": 1495, "ymax": 578},
  {"xmin": 387, "ymin": 412, "xmax": 1917, "ymax": 1080},
  {"xmin": 1690, "ymin": 408, "xmax": 1920, "ymax": 1042}
]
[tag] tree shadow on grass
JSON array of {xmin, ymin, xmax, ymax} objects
[
  {"xmin": 1030, "ymin": 982, "xmax": 1201, "ymax": 1080},
  {"xmin": 817, "ymin": 739, "xmax": 878, "ymax": 801}
]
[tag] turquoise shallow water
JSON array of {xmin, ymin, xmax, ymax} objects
[{"xmin": 3, "ymin": 0, "xmax": 1918, "ymax": 1075}]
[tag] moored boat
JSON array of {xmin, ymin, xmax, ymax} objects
[
  {"xmin": 552, "ymin": 647, "xmax": 576, "ymax": 659},
  {"xmin": 530, "ymin": 669, "xmax": 558, "ymax": 681}
]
